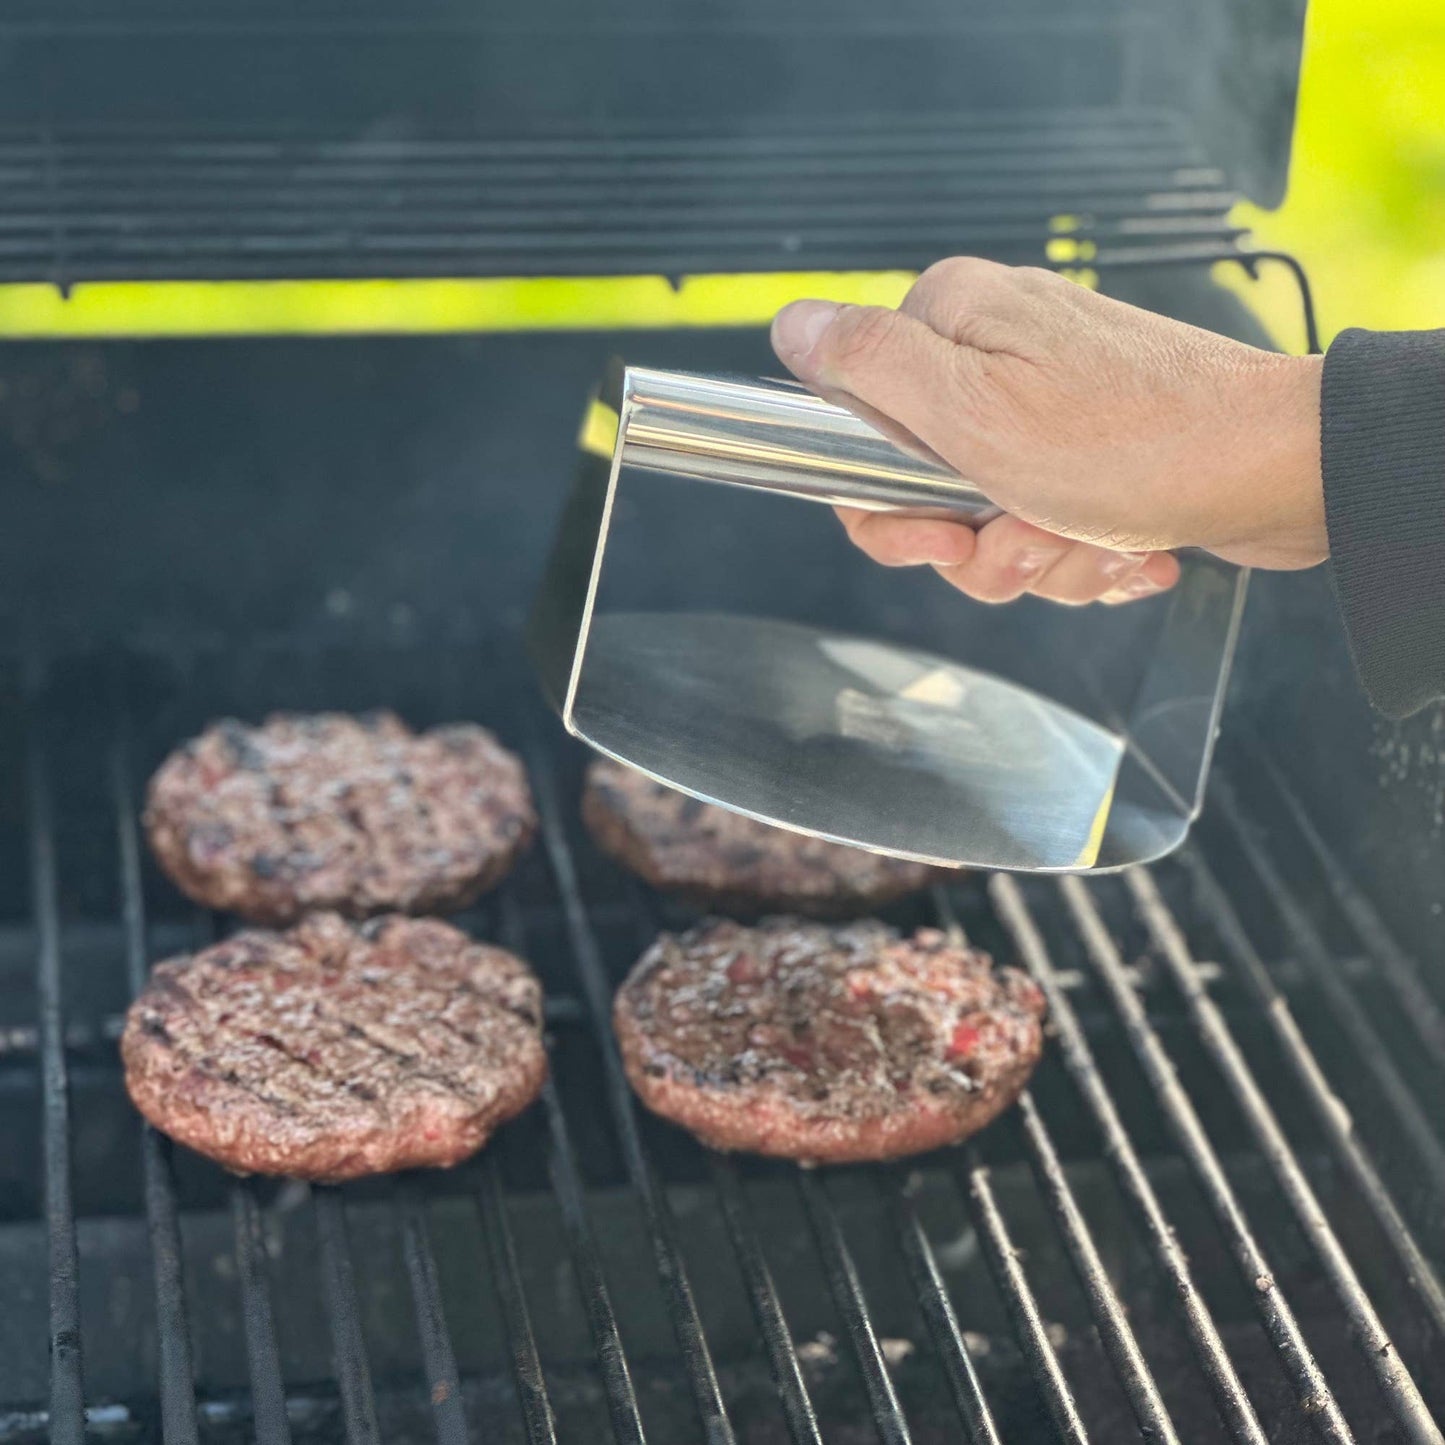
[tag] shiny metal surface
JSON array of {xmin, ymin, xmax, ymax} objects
[
  {"xmin": 618, "ymin": 366, "xmax": 999, "ymax": 519},
  {"xmin": 528, "ymin": 360, "xmax": 1246, "ymax": 873}
]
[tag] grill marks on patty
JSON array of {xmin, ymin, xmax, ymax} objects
[
  {"xmin": 615, "ymin": 918, "xmax": 1045, "ymax": 1163},
  {"xmin": 145, "ymin": 711, "xmax": 536, "ymax": 924},
  {"xmin": 582, "ymin": 757, "xmax": 941, "ymax": 917},
  {"xmin": 122, "ymin": 913, "xmax": 547, "ymax": 1181}
]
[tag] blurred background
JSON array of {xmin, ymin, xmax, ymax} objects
[{"xmin": 1225, "ymin": 0, "xmax": 1445, "ymax": 350}]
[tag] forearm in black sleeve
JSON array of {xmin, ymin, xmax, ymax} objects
[{"xmin": 1321, "ymin": 326, "xmax": 1445, "ymax": 719}]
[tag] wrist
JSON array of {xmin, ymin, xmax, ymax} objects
[{"xmin": 1216, "ymin": 352, "xmax": 1327, "ymax": 570}]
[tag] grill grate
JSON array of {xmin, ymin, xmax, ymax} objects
[
  {"xmin": 0, "ymin": 110, "xmax": 1246, "ymax": 285},
  {"xmin": 4, "ymin": 648, "xmax": 1444, "ymax": 1445}
]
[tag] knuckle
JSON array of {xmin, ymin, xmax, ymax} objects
[
  {"xmin": 1012, "ymin": 265, "xmax": 1064, "ymax": 292},
  {"xmin": 825, "ymin": 305, "xmax": 903, "ymax": 372},
  {"xmin": 918, "ymin": 256, "xmax": 1010, "ymax": 295}
]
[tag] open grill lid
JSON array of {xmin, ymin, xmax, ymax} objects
[{"xmin": 0, "ymin": 0, "xmax": 1306, "ymax": 287}]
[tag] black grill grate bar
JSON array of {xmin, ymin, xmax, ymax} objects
[
  {"xmin": 397, "ymin": 1185, "xmax": 471, "ymax": 1445},
  {"xmin": 709, "ymin": 1156, "xmax": 825, "ymax": 1445},
  {"xmin": 1017, "ymin": 1092, "xmax": 1179, "ymax": 1445},
  {"xmin": 476, "ymin": 1155, "xmax": 559, "ymax": 1445},
  {"xmin": 0, "ymin": 220, "xmax": 1242, "ymax": 269},
  {"xmin": 1179, "ymin": 849, "xmax": 1445, "ymax": 1337},
  {"xmin": 989, "ymin": 875, "xmax": 1269, "ymax": 1445},
  {"xmin": 527, "ymin": 747, "xmax": 737, "ymax": 1445},
  {"xmin": 795, "ymin": 1170, "xmax": 915, "ymax": 1445},
  {"xmin": 0, "ymin": 240, "xmax": 1251, "ymax": 286},
  {"xmin": 194, "ymin": 905, "xmax": 294, "ymax": 1445},
  {"xmin": 1059, "ymin": 878, "xmax": 1355, "ymax": 1445},
  {"xmin": 313, "ymin": 1187, "xmax": 383, "ymax": 1445},
  {"xmin": 539, "ymin": 1073, "xmax": 649, "ymax": 1445},
  {"xmin": 229, "ymin": 1181, "xmax": 294, "ymax": 1445},
  {"xmin": 956, "ymin": 1152, "xmax": 1089, "ymax": 1445},
  {"xmin": 1245, "ymin": 752, "xmax": 1445, "ymax": 1061},
  {"xmin": 112, "ymin": 734, "xmax": 201, "ymax": 1445},
  {"xmin": 0, "ymin": 184, "xmax": 1237, "ymax": 228},
  {"xmin": 1126, "ymin": 870, "xmax": 1442, "ymax": 1445},
  {"xmin": 616, "ymin": 878, "xmax": 828, "ymax": 1445},
  {"xmin": 933, "ymin": 888, "xmax": 1177, "ymax": 1445},
  {"xmin": 27, "ymin": 728, "xmax": 87, "ymax": 1445},
  {"xmin": 890, "ymin": 1186, "xmax": 1004, "ymax": 1445},
  {"xmin": 1212, "ymin": 785, "xmax": 1445, "ymax": 1189},
  {"xmin": 496, "ymin": 886, "xmax": 647, "ymax": 1445},
  {"xmin": 0, "ymin": 124, "xmax": 1219, "ymax": 166}
]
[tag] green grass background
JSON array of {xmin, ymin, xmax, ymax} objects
[{"xmin": 1234, "ymin": 0, "xmax": 1445, "ymax": 349}]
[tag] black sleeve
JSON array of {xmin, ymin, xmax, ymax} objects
[{"xmin": 1321, "ymin": 327, "xmax": 1445, "ymax": 719}]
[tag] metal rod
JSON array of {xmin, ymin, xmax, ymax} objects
[
  {"xmin": 113, "ymin": 732, "xmax": 200, "ymax": 1445},
  {"xmin": 0, "ymin": 216, "xmax": 1242, "ymax": 264},
  {"xmin": 933, "ymin": 888, "xmax": 1178, "ymax": 1445},
  {"xmin": 0, "ymin": 108, "xmax": 1204, "ymax": 151},
  {"xmin": 617, "ymin": 878, "xmax": 822, "ymax": 1445},
  {"xmin": 0, "ymin": 181, "xmax": 1237, "ymax": 229},
  {"xmin": 1126, "ymin": 868, "xmax": 1441, "ymax": 1445},
  {"xmin": 538, "ymin": 1076, "xmax": 648, "ymax": 1445},
  {"xmin": 1179, "ymin": 848, "xmax": 1445, "ymax": 1340},
  {"xmin": 956, "ymin": 1151, "xmax": 1090, "ymax": 1445},
  {"xmin": 795, "ymin": 1170, "xmax": 914, "ymax": 1445},
  {"xmin": 476, "ymin": 1155, "xmax": 559, "ymax": 1445},
  {"xmin": 313, "ymin": 1187, "xmax": 382, "ymax": 1445},
  {"xmin": 1017, "ymin": 1092, "xmax": 1180, "ymax": 1445},
  {"xmin": 988, "ymin": 875, "xmax": 1269, "ymax": 1445},
  {"xmin": 397, "ymin": 1186, "xmax": 470, "ymax": 1445},
  {"xmin": 229, "ymin": 1182, "xmax": 294, "ymax": 1445},
  {"xmin": 527, "ymin": 746, "xmax": 736, "ymax": 1445},
  {"xmin": 1059, "ymin": 877, "xmax": 1354, "ymax": 1445},
  {"xmin": 193, "ymin": 901, "xmax": 297, "ymax": 1445},
  {"xmin": 891, "ymin": 1186, "xmax": 1004, "ymax": 1445},
  {"xmin": 1213, "ymin": 785, "xmax": 1445, "ymax": 1189},
  {"xmin": 709, "ymin": 1156, "xmax": 824, "ymax": 1445},
  {"xmin": 27, "ymin": 725, "xmax": 86, "ymax": 1445},
  {"xmin": 496, "ymin": 890, "xmax": 647, "ymax": 1445}
]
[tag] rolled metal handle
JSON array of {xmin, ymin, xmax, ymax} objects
[{"xmin": 614, "ymin": 365, "xmax": 997, "ymax": 519}]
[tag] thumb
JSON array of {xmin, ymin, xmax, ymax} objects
[{"xmin": 771, "ymin": 299, "xmax": 981, "ymax": 466}]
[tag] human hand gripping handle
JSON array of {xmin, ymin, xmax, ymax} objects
[{"xmin": 771, "ymin": 258, "xmax": 1327, "ymax": 607}]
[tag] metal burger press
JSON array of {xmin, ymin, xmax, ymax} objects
[{"xmin": 528, "ymin": 358, "xmax": 1246, "ymax": 874}]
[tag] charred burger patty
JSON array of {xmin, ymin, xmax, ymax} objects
[
  {"xmin": 583, "ymin": 756, "xmax": 940, "ymax": 918},
  {"xmin": 145, "ymin": 710, "xmax": 535, "ymax": 924},
  {"xmin": 122, "ymin": 912, "xmax": 547, "ymax": 1181},
  {"xmin": 614, "ymin": 917, "xmax": 1044, "ymax": 1164}
]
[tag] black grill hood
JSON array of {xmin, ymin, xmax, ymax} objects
[{"xmin": 0, "ymin": 0, "xmax": 1307, "ymax": 285}]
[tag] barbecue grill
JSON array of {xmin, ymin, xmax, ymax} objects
[{"xmin": 3, "ymin": 2, "xmax": 1444, "ymax": 1444}]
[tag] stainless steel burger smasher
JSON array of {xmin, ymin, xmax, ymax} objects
[{"xmin": 527, "ymin": 358, "xmax": 1246, "ymax": 874}]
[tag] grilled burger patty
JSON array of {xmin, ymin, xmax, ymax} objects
[
  {"xmin": 614, "ymin": 917, "xmax": 1045, "ymax": 1163},
  {"xmin": 583, "ymin": 757, "xmax": 939, "ymax": 917},
  {"xmin": 146, "ymin": 711, "xmax": 535, "ymax": 924},
  {"xmin": 122, "ymin": 912, "xmax": 547, "ymax": 1181}
]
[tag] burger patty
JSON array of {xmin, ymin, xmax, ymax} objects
[
  {"xmin": 614, "ymin": 918, "xmax": 1045, "ymax": 1163},
  {"xmin": 122, "ymin": 912, "xmax": 547, "ymax": 1181},
  {"xmin": 583, "ymin": 757, "xmax": 940, "ymax": 918},
  {"xmin": 146, "ymin": 711, "xmax": 536, "ymax": 924}
]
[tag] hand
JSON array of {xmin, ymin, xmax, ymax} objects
[{"xmin": 770, "ymin": 258, "xmax": 1325, "ymax": 606}]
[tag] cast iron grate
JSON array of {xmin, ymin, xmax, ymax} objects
[{"xmin": 1, "ymin": 642, "xmax": 1442, "ymax": 1444}]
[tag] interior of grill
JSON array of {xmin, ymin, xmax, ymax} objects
[
  {"xmin": 1, "ymin": 632, "xmax": 1442, "ymax": 1445},
  {"xmin": 4, "ymin": 1, "xmax": 1445, "ymax": 1441}
]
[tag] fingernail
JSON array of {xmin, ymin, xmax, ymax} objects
[
  {"xmin": 1016, "ymin": 547, "xmax": 1063, "ymax": 579},
  {"xmin": 772, "ymin": 300, "xmax": 843, "ymax": 361},
  {"xmin": 1100, "ymin": 550, "xmax": 1149, "ymax": 580},
  {"xmin": 1120, "ymin": 572, "xmax": 1164, "ymax": 597}
]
